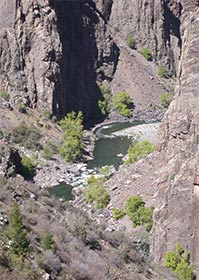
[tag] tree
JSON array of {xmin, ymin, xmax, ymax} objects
[
  {"xmin": 164, "ymin": 244, "xmax": 194, "ymax": 280},
  {"xmin": 83, "ymin": 176, "xmax": 110, "ymax": 209},
  {"xmin": 98, "ymin": 83, "xmax": 112, "ymax": 115},
  {"xmin": 6, "ymin": 203, "xmax": 28, "ymax": 256},
  {"xmin": 58, "ymin": 111, "xmax": 84, "ymax": 162},
  {"xmin": 112, "ymin": 91, "xmax": 132, "ymax": 117}
]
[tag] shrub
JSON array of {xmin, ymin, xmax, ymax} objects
[
  {"xmin": 0, "ymin": 176, "xmax": 7, "ymax": 187},
  {"xmin": 42, "ymin": 233, "xmax": 55, "ymax": 251},
  {"xmin": 112, "ymin": 208, "xmax": 126, "ymax": 220},
  {"xmin": 43, "ymin": 110, "xmax": 52, "ymax": 120},
  {"xmin": 98, "ymin": 83, "xmax": 112, "ymax": 115},
  {"xmin": 58, "ymin": 111, "xmax": 84, "ymax": 162},
  {"xmin": 140, "ymin": 48, "xmax": 152, "ymax": 60},
  {"xmin": 0, "ymin": 90, "xmax": 9, "ymax": 101},
  {"xmin": 12, "ymin": 123, "xmax": 40, "ymax": 150},
  {"xmin": 124, "ymin": 195, "xmax": 153, "ymax": 231},
  {"xmin": 160, "ymin": 92, "xmax": 172, "ymax": 108},
  {"xmin": 17, "ymin": 103, "xmax": 26, "ymax": 113},
  {"xmin": 125, "ymin": 195, "xmax": 144, "ymax": 216},
  {"xmin": 20, "ymin": 155, "xmax": 35, "ymax": 179},
  {"xmin": 5, "ymin": 203, "xmax": 28, "ymax": 256},
  {"xmin": 164, "ymin": 244, "xmax": 194, "ymax": 280},
  {"xmin": 157, "ymin": 65, "xmax": 169, "ymax": 78},
  {"xmin": 125, "ymin": 34, "xmax": 136, "ymax": 49},
  {"xmin": 42, "ymin": 143, "xmax": 53, "ymax": 160},
  {"xmin": 83, "ymin": 176, "xmax": 110, "ymax": 209},
  {"xmin": 112, "ymin": 91, "xmax": 132, "ymax": 117},
  {"xmin": 126, "ymin": 140, "xmax": 155, "ymax": 164}
]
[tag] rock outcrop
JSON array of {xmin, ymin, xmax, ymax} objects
[
  {"xmin": 151, "ymin": 0, "xmax": 199, "ymax": 275},
  {"xmin": 0, "ymin": 0, "xmax": 119, "ymax": 121}
]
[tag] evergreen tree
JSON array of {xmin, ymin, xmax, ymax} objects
[{"xmin": 6, "ymin": 203, "xmax": 28, "ymax": 256}]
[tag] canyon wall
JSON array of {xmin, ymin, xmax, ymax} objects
[
  {"xmin": 0, "ymin": 0, "xmax": 119, "ymax": 121},
  {"xmin": 151, "ymin": 0, "xmax": 199, "ymax": 274}
]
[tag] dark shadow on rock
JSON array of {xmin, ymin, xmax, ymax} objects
[{"xmin": 49, "ymin": 0, "xmax": 119, "ymax": 126}]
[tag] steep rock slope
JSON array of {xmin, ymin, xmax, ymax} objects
[
  {"xmin": 0, "ymin": 0, "xmax": 119, "ymax": 121},
  {"xmin": 149, "ymin": 1, "xmax": 199, "ymax": 274},
  {"xmin": 98, "ymin": 0, "xmax": 182, "ymax": 74}
]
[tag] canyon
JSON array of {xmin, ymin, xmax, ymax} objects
[{"xmin": 0, "ymin": 0, "xmax": 199, "ymax": 279}]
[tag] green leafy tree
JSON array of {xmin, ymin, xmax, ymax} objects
[
  {"xmin": 58, "ymin": 111, "xmax": 84, "ymax": 162},
  {"xmin": 175, "ymin": 260, "xmax": 194, "ymax": 280},
  {"xmin": 164, "ymin": 244, "xmax": 194, "ymax": 280},
  {"xmin": 124, "ymin": 195, "xmax": 153, "ymax": 231},
  {"xmin": 112, "ymin": 91, "xmax": 132, "ymax": 117},
  {"xmin": 6, "ymin": 203, "xmax": 28, "ymax": 256},
  {"xmin": 83, "ymin": 176, "xmax": 110, "ymax": 209},
  {"xmin": 126, "ymin": 140, "xmax": 155, "ymax": 164},
  {"xmin": 98, "ymin": 83, "xmax": 112, "ymax": 115}
]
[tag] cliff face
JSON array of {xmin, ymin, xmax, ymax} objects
[
  {"xmin": 151, "ymin": 0, "xmax": 199, "ymax": 272},
  {"xmin": 0, "ymin": 0, "xmax": 119, "ymax": 121}
]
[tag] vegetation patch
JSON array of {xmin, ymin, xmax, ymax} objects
[
  {"xmin": 0, "ymin": 89, "xmax": 9, "ymax": 101},
  {"xmin": 157, "ymin": 65, "xmax": 169, "ymax": 78},
  {"xmin": 42, "ymin": 233, "xmax": 55, "ymax": 252},
  {"xmin": 125, "ymin": 34, "xmax": 136, "ymax": 49},
  {"xmin": 5, "ymin": 203, "xmax": 29, "ymax": 256},
  {"xmin": 112, "ymin": 91, "xmax": 132, "ymax": 117},
  {"xmin": 43, "ymin": 110, "xmax": 52, "ymax": 120},
  {"xmin": 125, "ymin": 195, "xmax": 153, "ymax": 231},
  {"xmin": 20, "ymin": 155, "xmax": 36, "ymax": 179},
  {"xmin": 112, "ymin": 208, "xmax": 126, "ymax": 220},
  {"xmin": 98, "ymin": 83, "xmax": 112, "ymax": 115},
  {"xmin": 164, "ymin": 244, "xmax": 194, "ymax": 280},
  {"xmin": 160, "ymin": 92, "xmax": 173, "ymax": 108},
  {"xmin": 58, "ymin": 111, "xmax": 84, "ymax": 162},
  {"xmin": 11, "ymin": 123, "xmax": 40, "ymax": 150},
  {"xmin": 83, "ymin": 175, "xmax": 110, "ymax": 209},
  {"xmin": 42, "ymin": 143, "xmax": 54, "ymax": 160},
  {"xmin": 126, "ymin": 140, "xmax": 155, "ymax": 164},
  {"xmin": 140, "ymin": 48, "xmax": 152, "ymax": 60}
]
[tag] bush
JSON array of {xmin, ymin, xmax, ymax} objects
[
  {"xmin": 17, "ymin": 103, "xmax": 26, "ymax": 113},
  {"xmin": 12, "ymin": 123, "xmax": 40, "ymax": 150},
  {"xmin": 42, "ymin": 233, "xmax": 55, "ymax": 251},
  {"xmin": 126, "ymin": 140, "xmax": 155, "ymax": 164},
  {"xmin": 20, "ymin": 155, "xmax": 35, "ymax": 179},
  {"xmin": 42, "ymin": 143, "xmax": 53, "ymax": 160},
  {"xmin": 124, "ymin": 195, "xmax": 153, "ymax": 231},
  {"xmin": 0, "ymin": 90, "xmax": 9, "ymax": 101},
  {"xmin": 83, "ymin": 176, "xmax": 110, "ymax": 209},
  {"xmin": 160, "ymin": 92, "xmax": 172, "ymax": 108},
  {"xmin": 5, "ymin": 203, "xmax": 28, "ymax": 256},
  {"xmin": 112, "ymin": 208, "xmax": 126, "ymax": 220},
  {"xmin": 125, "ymin": 34, "xmax": 136, "ymax": 49},
  {"xmin": 98, "ymin": 83, "xmax": 112, "ymax": 115},
  {"xmin": 112, "ymin": 91, "xmax": 132, "ymax": 117},
  {"xmin": 58, "ymin": 111, "xmax": 84, "ymax": 162},
  {"xmin": 43, "ymin": 110, "xmax": 52, "ymax": 120},
  {"xmin": 164, "ymin": 244, "xmax": 194, "ymax": 280},
  {"xmin": 157, "ymin": 66, "xmax": 169, "ymax": 78},
  {"xmin": 140, "ymin": 48, "xmax": 152, "ymax": 60}
]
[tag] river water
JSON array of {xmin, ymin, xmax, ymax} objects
[{"xmin": 49, "ymin": 121, "xmax": 145, "ymax": 201}]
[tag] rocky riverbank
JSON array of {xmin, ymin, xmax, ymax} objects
[{"xmin": 113, "ymin": 122, "xmax": 161, "ymax": 144}]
